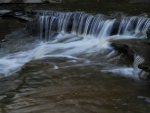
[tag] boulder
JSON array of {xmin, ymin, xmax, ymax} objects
[
  {"xmin": 111, "ymin": 39, "xmax": 150, "ymax": 82},
  {"xmin": 111, "ymin": 43, "xmax": 134, "ymax": 61}
]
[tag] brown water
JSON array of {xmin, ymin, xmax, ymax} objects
[
  {"xmin": 0, "ymin": 1, "xmax": 150, "ymax": 113},
  {"xmin": 0, "ymin": 57, "xmax": 150, "ymax": 113}
]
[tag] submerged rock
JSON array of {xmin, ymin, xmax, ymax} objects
[
  {"xmin": 0, "ymin": 8, "xmax": 34, "ymax": 21},
  {"xmin": 139, "ymin": 63, "xmax": 150, "ymax": 72},
  {"xmin": 136, "ymin": 29, "xmax": 150, "ymax": 81},
  {"xmin": 111, "ymin": 39, "xmax": 150, "ymax": 82}
]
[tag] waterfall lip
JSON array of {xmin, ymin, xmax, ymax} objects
[{"xmin": 29, "ymin": 10, "xmax": 150, "ymax": 42}]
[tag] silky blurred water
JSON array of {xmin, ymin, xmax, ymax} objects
[
  {"xmin": 0, "ymin": 26, "xmax": 149, "ymax": 113},
  {"xmin": 0, "ymin": 2, "xmax": 150, "ymax": 113}
]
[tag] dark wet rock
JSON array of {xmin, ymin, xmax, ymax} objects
[
  {"xmin": 143, "ymin": 30, "xmax": 150, "ymax": 46},
  {"xmin": 144, "ymin": 40, "xmax": 150, "ymax": 46},
  {"xmin": 111, "ymin": 43, "xmax": 134, "ymax": 61},
  {"xmin": 0, "ymin": 9, "xmax": 34, "ymax": 21},
  {"xmin": 111, "ymin": 39, "xmax": 150, "ymax": 81},
  {"xmin": 136, "ymin": 55, "xmax": 150, "ymax": 78},
  {"xmin": 146, "ymin": 30, "xmax": 150, "ymax": 39},
  {"xmin": 111, "ymin": 39, "xmax": 150, "ymax": 62},
  {"xmin": 110, "ymin": 12, "xmax": 125, "ymax": 22},
  {"xmin": 139, "ymin": 63, "xmax": 150, "ymax": 72}
]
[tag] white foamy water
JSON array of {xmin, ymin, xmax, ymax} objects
[
  {"xmin": 101, "ymin": 67, "xmax": 136, "ymax": 78},
  {"xmin": 1, "ymin": 11, "xmax": 150, "ymax": 78},
  {"xmin": 0, "ymin": 33, "xmax": 135, "ymax": 78},
  {"xmin": 0, "ymin": 33, "xmax": 111, "ymax": 77}
]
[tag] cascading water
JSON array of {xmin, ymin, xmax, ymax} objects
[
  {"xmin": 0, "ymin": 11, "xmax": 150, "ymax": 78},
  {"xmin": 29, "ymin": 11, "xmax": 150, "ymax": 40}
]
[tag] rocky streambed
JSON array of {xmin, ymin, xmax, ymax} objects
[{"xmin": 0, "ymin": 2, "xmax": 150, "ymax": 113}]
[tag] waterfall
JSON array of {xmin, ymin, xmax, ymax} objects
[
  {"xmin": 1, "ymin": 11, "xmax": 150, "ymax": 78},
  {"xmin": 29, "ymin": 11, "xmax": 150, "ymax": 41}
]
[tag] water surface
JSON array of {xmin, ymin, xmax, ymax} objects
[{"xmin": 0, "ymin": 1, "xmax": 150, "ymax": 113}]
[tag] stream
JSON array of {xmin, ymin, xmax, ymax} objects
[{"xmin": 0, "ymin": 1, "xmax": 150, "ymax": 113}]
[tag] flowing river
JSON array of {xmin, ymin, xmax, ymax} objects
[{"xmin": 0, "ymin": 1, "xmax": 150, "ymax": 113}]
